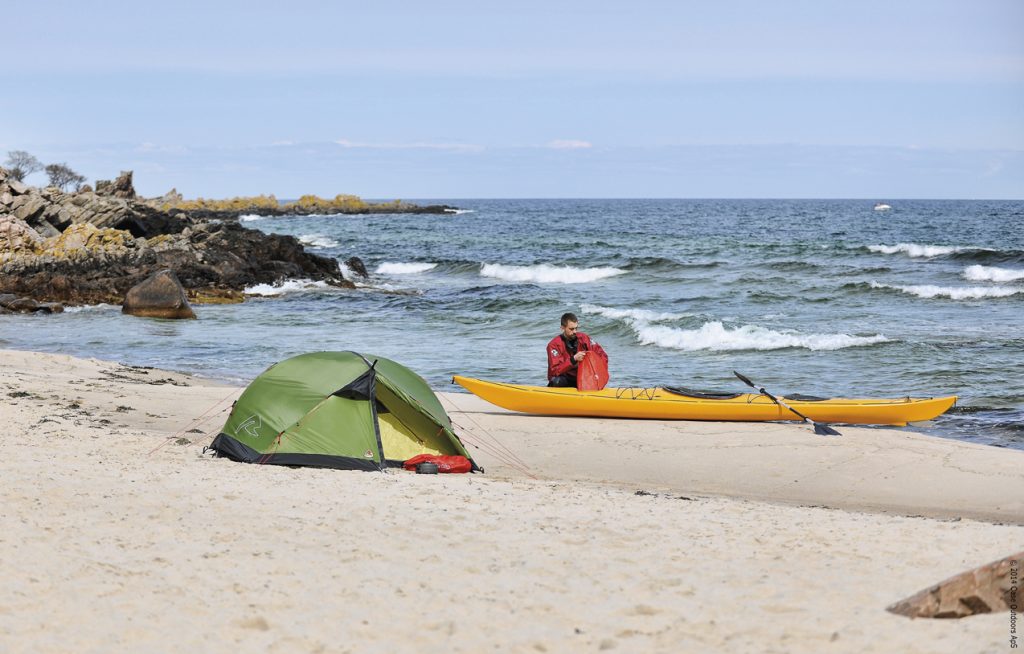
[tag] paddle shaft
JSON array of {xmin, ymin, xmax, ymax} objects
[{"xmin": 734, "ymin": 371, "xmax": 840, "ymax": 435}]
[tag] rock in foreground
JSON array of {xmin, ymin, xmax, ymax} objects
[
  {"xmin": 887, "ymin": 550, "xmax": 1022, "ymax": 618},
  {"xmin": 122, "ymin": 270, "xmax": 196, "ymax": 319}
]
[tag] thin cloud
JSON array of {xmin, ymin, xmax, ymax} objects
[
  {"xmin": 136, "ymin": 142, "xmax": 189, "ymax": 154},
  {"xmin": 546, "ymin": 139, "xmax": 592, "ymax": 149},
  {"xmin": 334, "ymin": 139, "xmax": 483, "ymax": 153}
]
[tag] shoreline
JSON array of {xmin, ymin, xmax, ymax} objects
[
  {"xmin": 2, "ymin": 348, "xmax": 1021, "ymax": 652},
  {"xmin": 3, "ymin": 345, "xmax": 1022, "ymax": 523}
]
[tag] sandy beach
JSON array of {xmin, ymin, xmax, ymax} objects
[{"xmin": 1, "ymin": 348, "xmax": 1021, "ymax": 653}]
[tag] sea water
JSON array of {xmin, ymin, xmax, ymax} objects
[{"xmin": 3, "ymin": 199, "xmax": 1022, "ymax": 449}]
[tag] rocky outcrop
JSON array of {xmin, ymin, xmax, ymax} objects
[
  {"xmin": 146, "ymin": 193, "xmax": 460, "ymax": 220},
  {"xmin": 0, "ymin": 166, "xmax": 352, "ymax": 305},
  {"xmin": 0, "ymin": 214, "xmax": 44, "ymax": 254},
  {"xmin": 95, "ymin": 171, "xmax": 137, "ymax": 199},
  {"xmin": 887, "ymin": 551, "xmax": 1022, "ymax": 618},
  {"xmin": 1, "ymin": 172, "xmax": 189, "ymax": 239},
  {"xmin": 122, "ymin": 270, "xmax": 196, "ymax": 319},
  {"xmin": 184, "ymin": 203, "xmax": 458, "ymax": 220},
  {"xmin": 0, "ymin": 293, "xmax": 64, "ymax": 314}
]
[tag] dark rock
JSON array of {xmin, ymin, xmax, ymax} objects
[
  {"xmin": 122, "ymin": 270, "xmax": 196, "ymax": 319},
  {"xmin": 4, "ymin": 297, "xmax": 40, "ymax": 312},
  {"xmin": 344, "ymin": 256, "xmax": 369, "ymax": 278},
  {"xmin": 0, "ymin": 171, "xmax": 359, "ymax": 306},
  {"xmin": 36, "ymin": 302, "xmax": 64, "ymax": 314},
  {"xmin": 417, "ymin": 204, "xmax": 460, "ymax": 214},
  {"xmin": 0, "ymin": 294, "xmax": 66, "ymax": 313},
  {"xmin": 0, "ymin": 219, "xmax": 350, "ymax": 306}
]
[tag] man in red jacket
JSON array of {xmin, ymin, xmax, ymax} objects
[{"xmin": 547, "ymin": 312, "xmax": 609, "ymax": 387}]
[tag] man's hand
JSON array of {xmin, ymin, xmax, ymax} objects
[{"xmin": 573, "ymin": 351, "xmax": 587, "ymax": 362}]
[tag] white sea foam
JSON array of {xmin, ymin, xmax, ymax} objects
[
  {"xmin": 480, "ymin": 263, "xmax": 625, "ymax": 284},
  {"xmin": 582, "ymin": 303, "xmax": 687, "ymax": 323},
  {"xmin": 634, "ymin": 321, "xmax": 889, "ymax": 352},
  {"xmin": 298, "ymin": 234, "xmax": 340, "ymax": 248},
  {"xmin": 444, "ymin": 209, "xmax": 475, "ymax": 215},
  {"xmin": 62, "ymin": 303, "xmax": 119, "ymax": 313},
  {"xmin": 244, "ymin": 279, "xmax": 333, "ymax": 296},
  {"xmin": 585, "ymin": 303, "xmax": 885, "ymax": 351},
  {"xmin": 962, "ymin": 265, "xmax": 1024, "ymax": 283},
  {"xmin": 238, "ymin": 214, "xmax": 269, "ymax": 222},
  {"xmin": 867, "ymin": 243, "xmax": 968, "ymax": 258},
  {"xmin": 376, "ymin": 262, "xmax": 438, "ymax": 275},
  {"xmin": 870, "ymin": 281, "xmax": 1023, "ymax": 300}
]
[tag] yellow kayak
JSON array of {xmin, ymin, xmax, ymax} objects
[{"xmin": 452, "ymin": 375, "xmax": 957, "ymax": 426}]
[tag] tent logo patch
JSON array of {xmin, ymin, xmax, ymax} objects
[
  {"xmin": 235, "ymin": 415, "xmax": 263, "ymax": 440},
  {"xmin": 363, "ymin": 449, "xmax": 374, "ymax": 458}
]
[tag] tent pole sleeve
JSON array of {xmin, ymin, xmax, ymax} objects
[{"xmin": 367, "ymin": 370, "xmax": 386, "ymax": 471}]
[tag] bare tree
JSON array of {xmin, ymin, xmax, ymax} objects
[
  {"xmin": 45, "ymin": 163, "xmax": 87, "ymax": 191},
  {"xmin": 4, "ymin": 150, "xmax": 43, "ymax": 182}
]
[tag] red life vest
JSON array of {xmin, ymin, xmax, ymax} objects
[{"xmin": 546, "ymin": 332, "xmax": 609, "ymax": 382}]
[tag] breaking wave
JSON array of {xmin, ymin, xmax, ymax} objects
[
  {"xmin": 238, "ymin": 214, "xmax": 269, "ymax": 222},
  {"xmin": 582, "ymin": 303, "xmax": 688, "ymax": 323},
  {"xmin": 585, "ymin": 303, "xmax": 887, "ymax": 351},
  {"xmin": 480, "ymin": 263, "xmax": 626, "ymax": 284},
  {"xmin": 299, "ymin": 234, "xmax": 340, "ymax": 248},
  {"xmin": 962, "ymin": 265, "xmax": 1024, "ymax": 283},
  {"xmin": 867, "ymin": 243, "xmax": 967, "ymax": 258},
  {"xmin": 62, "ymin": 303, "xmax": 119, "ymax": 313},
  {"xmin": 869, "ymin": 281, "xmax": 1023, "ymax": 300},
  {"xmin": 635, "ymin": 322, "xmax": 889, "ymax": 352},
  {"xmin": 244, "ymin": 279, "xmax": 333, "ymax": 296},
  {"xmin": 375, "ymin": 262, "xmax": 438, "ymax": 275}
]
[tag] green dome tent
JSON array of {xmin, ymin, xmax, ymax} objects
[{"xmin": 209, "ymin": 352, "xmax": 479, "ymax": 471}]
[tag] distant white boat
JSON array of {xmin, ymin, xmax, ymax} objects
[{"xmin": 874, "ymin": 203, "xmax": 892, "ymax": 211}]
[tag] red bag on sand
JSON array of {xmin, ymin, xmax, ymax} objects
[
  {"xmin": 402, "ymin": 454, "xmax": 473, "ymax": 473},
  {"xmin": 577, "ymin": 352, "xmax": 609, "ymax": 391}
]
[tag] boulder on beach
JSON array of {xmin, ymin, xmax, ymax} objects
[{"xmin": 122, "ymin": 269, "xmax": 196, "ymax": 319}]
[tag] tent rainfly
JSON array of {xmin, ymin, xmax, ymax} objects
[{"xmin": 209, "ymin": 351, "xmax": 478, "ymax": 471}]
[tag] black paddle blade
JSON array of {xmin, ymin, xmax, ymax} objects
[
  {"xmin": 813, "ymin": 422, "xmax": 842, "ymax": 436},
  {"xmin": 733, "ymin": 371, "xmax": 755, "ymax": 388}
]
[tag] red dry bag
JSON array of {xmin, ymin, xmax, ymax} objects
[
  {"xmin": 402, "ymin": 454, "xmax": 473, "ymax": 474},
  {"xmin": 577, "ymin": 352, "xmax": 609, "ymax": 391}
]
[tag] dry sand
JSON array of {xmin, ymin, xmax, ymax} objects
[{"xmin": 1, "ymin": 348, "xmax": 1021, "ymax": 653}]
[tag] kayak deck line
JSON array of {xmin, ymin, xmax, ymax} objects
[{"xmin": 451, "ymin": 376, "xmax": 957, "ymax": 426}]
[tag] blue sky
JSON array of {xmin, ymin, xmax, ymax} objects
[{"xmin": 2, "ymin": 1, "xmax": 1022, "ymax": 198}]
